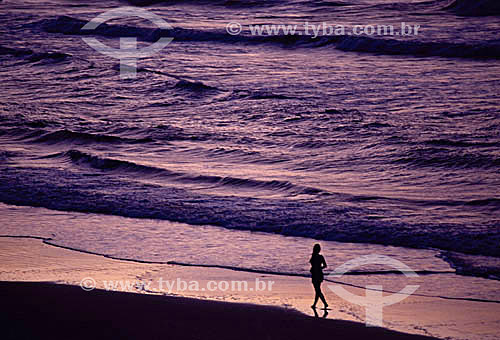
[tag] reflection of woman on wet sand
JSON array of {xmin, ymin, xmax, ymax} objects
[{"xmin": 310, "ymin": 243, "xmax": 328, "ymax": 309}]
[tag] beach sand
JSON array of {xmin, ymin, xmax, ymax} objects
[
  {"xmin": 1, "ymin": 237, "xmax": 499, "ymax": 339},
  {"xmin": 1, "ymin": 281, "xmax": 438, "ymax": 340}
]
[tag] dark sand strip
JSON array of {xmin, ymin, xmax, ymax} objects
[{"xmin": 1, "ymin": 281, "xmax": 438, "ymax": 340}]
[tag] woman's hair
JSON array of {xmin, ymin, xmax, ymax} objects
[{"xmin": 312, "ymin": 243, "xmax": 321, "ymax": 255}]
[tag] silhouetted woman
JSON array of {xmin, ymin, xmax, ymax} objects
[{"xmin": 310, "ymin": 243, "xmax": 328, "ymax": 309}]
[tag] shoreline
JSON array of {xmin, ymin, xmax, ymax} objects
[
  {"xmin": 2, "ymin": 237, "xmax": 500, "ymax": 339},
  {"xmin": 2, "ymin": 235, "xmax": 498, "ymax": 304}
]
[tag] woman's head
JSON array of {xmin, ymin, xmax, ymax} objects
[{"xmin": 313, "ymin": 243, "xmax": 321, "ymax": 254}]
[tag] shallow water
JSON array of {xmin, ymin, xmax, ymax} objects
[{"xmin": 1, "ymin": 203, "xmax": 499, "ymax": 303}]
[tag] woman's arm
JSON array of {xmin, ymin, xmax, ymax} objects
[{"xmin": 321, "ymin": 256, "xmax": 327, "ymax": 269}]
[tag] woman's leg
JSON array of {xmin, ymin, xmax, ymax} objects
[
  {"xmin": 312, "ymin": 281, "xmax": 320, "ymax": 307},
  {"xmin": 313, "ymin": 281, "xmax": 328, "ymax": 307}
]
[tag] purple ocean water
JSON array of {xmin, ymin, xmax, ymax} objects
[{"xmin": 0, "ymin": 0, "xmax": 499, "ymax": 297}]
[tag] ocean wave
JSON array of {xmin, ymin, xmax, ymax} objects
[
  {"xmin": 37, "ymin": 15, "xmax": 161, "ymax": 41},
  {"xmin": 334, "ymin": 35, "xmax": 500, "ymax": 59},
  {"xmin": 362, "ymin": 122, "xmax": 392, "ymax": 129},
  {"xmin": 173, "ymin": 79, "xmax": 220, "ymax": 93},
  {"xmin": 113, "ymin": 124, "xmax": 219, "ymax": 142},
  {"xmin": 120, "ymin": 0, "xmax": 500, "ymax": 16},
  {"xmin": 224, "ymin": 89, "xmax": 296, "ymax": 101},
  {"xmin": 441, "ymin": 108, "xmax": 497, "ymax": 117},
  {"xmin": 369, "ymin": 0, "xmax": 453, "ymax": 12},
  {"xmin": 444, "ymin": 0, "xmax": 500, "ymax": 16},
  {"xmin": 306, "ymin": 0, "xmax": 351, "ymax": 7},
  {"xmin": 124, "ymin": 0, "xmax": 283, "ymax": 7},
  {"xmin": 60, "ymin": 149, "xmax": 325, "ymax": 195},
  {"xmin": 0, "ymin": 127, "xmax": 45, "ymax": 140},
  {"xmin": 179, "ymin": 145, "xmax": 289, "ymax": 164},
  {"xmin": 0, "ymin": 122, "xmax": 218, "ymax": 145},
  {"xmin": 0, "ymin": 45, "xmax": 70, "ymax": 64},
  {"xmin": 291, "ymin": 140, "xmax": 331, "ymax": 149},
  {"xmin": 37, "ymin": 16, "xmax": 229, "ymax": 44},
  {"xmin": 465, "ymin": 198, "xmax": 500, "ymax": 208},
  {"xmin": 349, "ymin": 195, "xmax": 500, "ymax": 211},
  {"xmin": 439, "ymin": 251, "xmax": 500, "ymax": 280},
  {"xmin": 246, "ymin": 91, "xmax": 295, "ymax": 100},
  {"xmin": 63, "ymin": 149, "xmax": 167, "ymax": 174},
  {"xmin": 31, "ymin": 129, "xmax": 153, "ymax": 145},
  {"xmin": 393, "ymin": 147, "xmax": 500, "ymax": 169},
  {"xmin": 36, "ymin": 16, "xmax": 500, "ymax": 60},
  {"xmin": 1, "ymin": 127, "xmax": 153, "ymax": 146},
  {"xmin": 124, "ymin": 0, "xmax": 171, "ymax": 5},
  {"xmin": 220, "ymin": 0, "xmax": 283, "ymax": 7},
  {"xmin": 424, "ymin": 138, "xmax": 500, "ymax": 148},
  {"xmin": 0, "ymin": 150, "xmax": 18, "ymax": 162},
  {"xmin": 0, "ymin": 165, "xmax": 499, "ymax": 259}
]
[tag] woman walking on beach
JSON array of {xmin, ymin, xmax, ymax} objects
[{"xmin": 310, "ymin": 243, "xmax": 328, "ymax": 309}]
